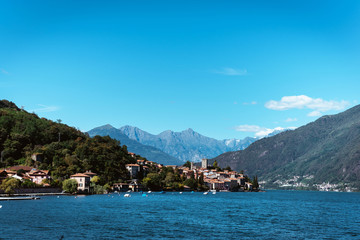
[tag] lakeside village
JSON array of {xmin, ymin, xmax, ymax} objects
[{"xmin": 0, "ymin": 152, "xmax": 259, "ymax": 195}]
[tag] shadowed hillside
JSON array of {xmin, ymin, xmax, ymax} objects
[{"xmin": 212, "ymin": 105, "xmax": 360, "ymax": 190}]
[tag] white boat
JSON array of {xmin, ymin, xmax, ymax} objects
[
  {"xmin": 124, "ymin": 193, "xmax": 131, "ymax": 197},
  {"xmin": 147, "ymin": 191, "xmax": 152, "ymax": 193},
  {"xmin": 203, "ymin": 192, "xmax": 209, "ymax": 195},
  {"xmin": 179, "ymin": 192, "xmax": 183, "ymax": 194},
  {"xmin": 212, "ymin": 192, "xmax": 216, "ymax": 195}
]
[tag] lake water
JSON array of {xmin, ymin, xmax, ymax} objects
[{"xmin": 1, "ymin": 190, "xmax": 360, "ymax": 239}]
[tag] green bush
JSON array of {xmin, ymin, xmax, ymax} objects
[{"xmin": 62, "ymin": 179, "xmax": 78, "ymax": 194}]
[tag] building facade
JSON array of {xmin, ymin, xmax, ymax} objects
[
  {"xmin": 201, "ymin": 159, "xmax": 209, "ymax": 169},
  {"xmin": 70, "ymin": 173, "xmax": 91, "ymax": 193}
]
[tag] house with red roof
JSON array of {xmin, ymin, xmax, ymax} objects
[
  {"xmin": 70, "ymin": 173, "xmax": 91, "ymax": 193},
  {"xmin": 29, "ymin": 169, "xmax": 51, "ymax": 185}
]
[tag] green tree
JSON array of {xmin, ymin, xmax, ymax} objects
[
  {"xmin": 183, "ymin": 161, "xmax": 191, "ymax": 168},
  {"xmin": 198, "ymin": 172, "xmax": 204, "ymax": 186},
  {"xmin": 142, "ymin": 173, "xmax": 161, "ymax": 191},
  {"xmin": 164, "ymin": 172, "xmax": 175, "ymax": 188},
  {"xmin": 103, "ymin": 183, "xmax": 111, "ymax": 192},
  {"xmin": 252, "ymin": 176, "xmax": 259, "ymax": 189},
  {"xmin": 21, "ymin": 179, "xmax": 38, "ymax": 188},
  {"xmin": 0, "ymin": 178, "xmax": 21, "ymax": 194},
  {"xmin": 91, "ymin": 176, "xmax": 100, "ymax": 184},
  {"xmin": 16, "ymin": 169, "xmax": 26, "ymax": 176},
  {"xmin": 62, "ymin": 179, "xmax": 78, "ymax": 194},
  {"xmin": 213, "ymin": 160, "xmax": 218, "ymax": 168},
  {"xmin": 184, "ymin": 178, "xmax": 197, "ymax": 190}
]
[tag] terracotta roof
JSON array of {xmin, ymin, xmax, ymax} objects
[
  {"xmin": 29, "ymin": 170, "xmax": 49, "ymax": 175},
  {"xmin": 126, "ymin": 164, "xmax": 140, "ymax": 167},
  {"xmin": 1, "ymin": 169, "xmax": 15, "ymax": 174},
  {"xmin": 71, "ymin": 173, "xmax": 91, "ymax": 178},
  {"xmin": 83, "ymin": 171, "xmax": 97, "ymax": 176},
  {"xmin": 7, "ymin": 165, "xmax": 33, "ymax": 171}
]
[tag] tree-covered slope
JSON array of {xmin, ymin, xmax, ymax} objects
[
  {"xmin": 212, "ymin": 105, "xmax": 360, "ymax": 190},
  {"xmin": 0, "ymin": 100, "xmax": 135, "ymax": 184}
]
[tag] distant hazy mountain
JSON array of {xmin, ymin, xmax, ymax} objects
[
  {"xmin": 119, "ymin": 125, "xmax": 258, "ymax": 162},
  {"xmin": 88, "ymin": 125, "xmax": 183, "ymax": 165},
  {"xmin": 211, "ymin": 105, "xmax": 360, "ymax": 190}
]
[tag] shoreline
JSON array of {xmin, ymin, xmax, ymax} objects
[{"xmin": 0, "ymin": 192, "xmax": 69, "ymax": 197}]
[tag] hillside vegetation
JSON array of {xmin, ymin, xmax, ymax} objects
[
  {"xmin": 212, "ymin": 105, "xmax": 360, "ymax": 190},
  {"xmin": 0, "ymin": 100, "xmax": 135, "ymax": 185}
]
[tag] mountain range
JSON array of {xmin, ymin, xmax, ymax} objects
[
  {"xmin": 212, "ymin": 104, "xmax": 360, "ymax": 191},
  {"xmin": 89, "ymin": 125, "xmax": 260, "ymax": 164}
]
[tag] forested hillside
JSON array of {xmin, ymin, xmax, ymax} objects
[{"xmin": 0, "ymin": 100, "xmax": 136, "ymax": 184}]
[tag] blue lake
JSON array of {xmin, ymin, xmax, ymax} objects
[{"xmin": 1, "ymin": 190, "xmax": 360, "ymax": 239}]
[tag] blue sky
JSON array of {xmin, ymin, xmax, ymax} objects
[{"xmin": 1, "ymin": 1, "xmax": 360, "ymax": 139}]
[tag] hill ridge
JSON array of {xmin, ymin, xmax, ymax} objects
[{"xmin": 211, "ymin": 104, "xmax": 360, "ymax": 191}]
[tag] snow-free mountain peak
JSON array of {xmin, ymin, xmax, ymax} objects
[{"xmin": 117, "ymin": 126, "xmax": 258, "ymax": 162}]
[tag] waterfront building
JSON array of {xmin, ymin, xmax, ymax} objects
[
  {"xmin": 70, "ymin": 173, "xmax": 91, "ymax": 193},
  {"xmin": 29, "ymin": 170, "xmax": 51, "ymax": 185}
]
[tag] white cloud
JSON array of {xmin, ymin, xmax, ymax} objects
[
  {"xmin": 265, "ymin": 95, "xmax": 349, "ymax": 117},
  {"xmin": 29, "ymin": 104, "xmax": 59, "ymax": 113},
  {"xmin": 234, "ymin": 125, "xmax": 296, "ymax": 138},
  {"xmin": 214, "ymin": 67, "xmax": 247, "ymax": 76},
  {"xmin": 285, "ymin": 117, "xmax": 297, "ymax": 122}
]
